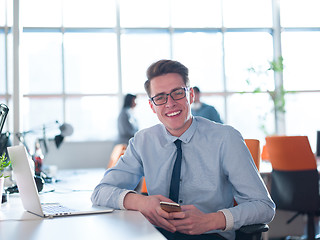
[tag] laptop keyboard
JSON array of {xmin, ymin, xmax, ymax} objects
[{"xmin": 42, "ymin": 204, "xmax": 76, "ymax": 215}]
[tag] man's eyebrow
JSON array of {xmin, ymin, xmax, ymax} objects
[
  {"xmin": 152, "ymin": 87, "xmax": 184, "ymax": 97},
  {"xmin": 152, "ymin": 91, "xmax": 166, "ymax": 97}
]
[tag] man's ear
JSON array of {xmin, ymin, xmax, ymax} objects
[
  {"xmin": 149, "ymin": 99, "xmax": 156, "ymax": 113},
  {"xmin": 189, "ymin": 87, "xmax": 194, "ymax": 105}
]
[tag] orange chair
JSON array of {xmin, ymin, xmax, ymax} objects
[
  {"xmin": 265, "ymin": 136, "xmax": 319, "ymax": 240},
  {"xmin": 244, "ymin": 139, "xmax": 261, "ymax": 171},
  {"xmin": 107, "ymin": 144, "xmax": 127, "ymax": 169},
  {"xmin": 261, "ymin": 144, "xmax": 270, "ymax": 161}
]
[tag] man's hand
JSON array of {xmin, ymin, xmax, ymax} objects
[
  {"xmin": 168, "ymin": 205, "xmax": 226, "ymax": 235},
  {"xmin": 123, "ymin": 193, "xmax": 178, "ymax": 232}
]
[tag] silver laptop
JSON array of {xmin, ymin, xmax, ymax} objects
[{"xmin": 8, "ymin": 145, "xmax": 113, "ymax": 218}]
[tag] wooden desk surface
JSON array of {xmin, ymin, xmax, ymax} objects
[{"xmin": 0, "ymin": 168, "xmax": 166, "ymax": 240}]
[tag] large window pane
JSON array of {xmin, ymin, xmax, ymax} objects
[
  {"xmin": 282, "ymin": 31, "xmax": 320, "ymax": 91},
  {"xmin": 280, "ymin": 0, "xmax": 320, "ymax": 27},
  {"xmin": 223, "ymin": 0, "xmax": 272, "ymax": 28},
  {"xmin": 0, "ymin": 0, "xmax": 5, "ymax": 26},
  {"xmin": 6, "ymin": 32, "xmax": 12, "ymax": 94},
  {"xmin": 285, "ymin": 92, "xmax": 320, "ymax": 152},
  {"xmin": 21, "ymin": 98, "xmax": 63, "ymax": 131},
  {"xmin": 64, "ymin": 32, "xmax": 118, "ymax": 94},
  {"xmin": 6, "ymin": 0, "xmax": 13, "ymax": 26},
  {"xmin": 63, "ymin": 0, "xmax": 116, "ymax": 27},
  {"xmin": 65, "ymin": 96, "xmax": 118, "ymax": 141},
  {"xmin": 171, "ymin": 0, "xmax": 222, "ymax": 28},
  {"xmin": 173, "ymin": 32, "xmax": 223, "ymax": 92},
  {"xmin": 120, "ymin": 0, "xmax": 170, "ymax": 27},
  {"xmin": 227, "ymin": 93, "xmax": 274, "ymax": 143},
  {"xmin": 224, "ymin": 32, "xmax": 273, "ymax": 92},
  {"xmin": 22, "ymin": 0, "xmax": 62, "ymax": 27},
  {"xmin": 121, "ymin": 32, "xmax": 170, "ymax": 93},
  {"xmin": 22, "ymin": 32, "xmax": 63, "ymax": 94}
]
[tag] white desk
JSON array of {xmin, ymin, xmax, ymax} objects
[{"xmin": 0, "ymin": 169, "xmax": 166, "ymax": 240}]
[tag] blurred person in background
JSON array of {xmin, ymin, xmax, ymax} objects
[
  {"xmin": 192, "ymin": 86, "xmax": 223, "ymax": 124},
  {"xmin": 116, "ymin": 94, "xmax": 139, "ymax": 145}
]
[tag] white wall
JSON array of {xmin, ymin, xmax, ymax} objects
[{"xmin": 44, "ymin": 140, "xmax": 114, "ymax": 169}]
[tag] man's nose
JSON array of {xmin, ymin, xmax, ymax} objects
[{"xmin": 165, "ymin": 94, "xmax": 176, "ymax": 106}]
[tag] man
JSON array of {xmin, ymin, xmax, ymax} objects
[
  {"xmin": 192, "ymin": 86, "xmax": 223, "ymax": 123},
  {"xmin": 91, "ymin": 60, "xmax": 275, "ymax": 240}
]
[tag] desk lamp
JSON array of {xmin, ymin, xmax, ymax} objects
[
  {"xmin": 0, "ymin": 104, "xmax": 9, "ymax": 135},
  {"xmin": 54, "ymin": 123, "xmax": 74, "ymax": 148}
]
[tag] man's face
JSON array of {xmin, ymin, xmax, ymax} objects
[{"xmin": 148, "ymin": 73, "xmax": 194, "ymax": 137}]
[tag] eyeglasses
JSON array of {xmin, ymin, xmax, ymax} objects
[{"xmin": 150, "ymin": 87, "xmax": 189, "ymax": 106}]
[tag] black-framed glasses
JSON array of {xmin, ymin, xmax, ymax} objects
[{"xmin": 150, "ymin": 87, "xmax": 189, "ymax": 106}]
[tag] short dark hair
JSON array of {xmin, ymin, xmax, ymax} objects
[
  {"xmin": 123, "ymin": 94, "xmax": 136, "ymax": 108},
  {"xmin": 193, "ymin": 86, "xmax": 200, "ymax": 93},
  {"xmin": 144, "ymin": 60, "xmax": 189, "ymax": 97}
]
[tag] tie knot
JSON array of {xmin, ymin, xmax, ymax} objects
[{"xmin": 174, "ymin": 139, "xmax": 182, "ymax": 150}]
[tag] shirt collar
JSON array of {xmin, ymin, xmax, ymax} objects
[{"xmin": 162, "ymin": 117, "xmax": 198, "ymax": 146}]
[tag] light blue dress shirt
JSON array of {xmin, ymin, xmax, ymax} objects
[{"xmin": 91, "ymin": 117, "xmax": 275, "ymax": 239}]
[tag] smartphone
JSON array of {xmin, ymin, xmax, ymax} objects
[{"xmin": 160, "ymin": 201, "xmax": 181, "ymax": 213}]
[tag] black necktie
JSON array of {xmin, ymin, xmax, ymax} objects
[{"xmin": 169, "ymin": 139, "xmax": 182, "ymax": 203}]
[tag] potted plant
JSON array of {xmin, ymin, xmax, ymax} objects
[{"xmin": 0, "ymin": 152, "xmax": 11, "ymax": 197}]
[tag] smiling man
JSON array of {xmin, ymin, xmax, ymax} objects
[{"xmin": 91, "ymin": 60, "xmax": 275, "ymax": 240}]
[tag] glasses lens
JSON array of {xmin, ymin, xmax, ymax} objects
[
  {"xmin": 171, "ymin": 88, "xmax": 186, "ymax": 100},
  {"xmin": 153, "ymin": 94, "xmax": 167, "ymax": 105}
]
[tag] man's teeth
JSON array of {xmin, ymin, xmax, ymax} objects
[{"xmin": 167, "ymin": 111, "xmax": 181, "ymax": 117}]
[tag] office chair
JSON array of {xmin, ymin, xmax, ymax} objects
[
  {"xmin": 244, "ymin": 139, "xmax": 261, "ymax": 171},
  {"xmin": 107, "ymin": 144, "xmax": 127, "ymax": 169},
  {"xmin": 265, "ymin": 135, "xmax": 320, "ymax": 240}
]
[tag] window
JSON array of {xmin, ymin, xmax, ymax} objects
[{"xmin": 1, "ymin": 0, "xmax": 320, "ymax": 152}]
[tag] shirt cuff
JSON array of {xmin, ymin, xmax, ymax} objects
[
  {"xmin": 118, "ymin": 190, "xmax": 136, "ymax": 210},
  {"xmin": 218, "ymin": 209, "xmax": 234, "ymax": 231}
]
